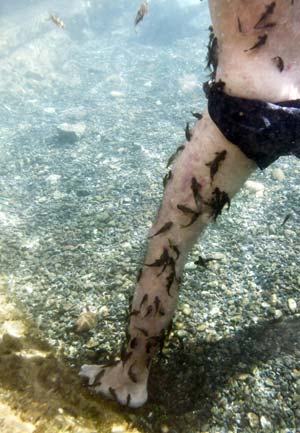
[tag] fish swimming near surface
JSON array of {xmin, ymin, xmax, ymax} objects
[
  {"xmin": 48, "ymin": 14, "xmax": 65, "ymax": 29},
  {"xmin": 134, "ymin": 2, "xmax": 149, "ymax": 27}
]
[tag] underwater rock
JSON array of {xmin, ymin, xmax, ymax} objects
[
  {"xmin": 273, "ymin": 309, "xmax": 283, "ymax": 320},
  {"xmin": 245, "ymin": 180, "xmax": 265, "ymax": 195},
  {"xmin": 288, "ymin": 298, "xmax": 297, "ymax": 313},
  {"xmin": 57, "ymin": 122, "xmax": 86, "ymax": 143},
  {"xmin": 260, "ymin": 415, "xmax": 272, "ymax": 431},
  {"xmin": 272, "ymin": 167, "xmax": 285, "ymax": 181},
  {"xmin": 99, "ymin": 306, "xmax": 109, "ymax": 317},
  {"xmin": 247, "ymin": 412, "xmax": 259, "ymax": 428},
  {"xmin": 110, "ymin": 91, "xmax": 124, "ymax": 98},
  {"xmin": 185, "ymin": 261, "xmax": 197, "ymax": 270},
  {"xmin": 75, "ymin": 311, "xmax": 97, "ymax": 332}
]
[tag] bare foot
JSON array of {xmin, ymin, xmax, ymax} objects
[{"xmin": 80, "ymin": 361, "xmax": 149, "ymax": 408}]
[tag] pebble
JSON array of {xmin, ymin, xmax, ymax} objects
[
  {"xmin": 271, "ymin": 168, "xmax": 285, "ymax": 181},
  {"xmin": 247, "ymin": 412, "xmax": 259, "ymax": 427},
  {"xmin": 57, "ymin": 122, "xmax": 86, "ymax": 143},
  {"xmin": 76, "ymin": 311, "xmax": 97, "ymax": 332},
  {"xmin": 273, "ymin": 309, "xmax": 283, "ymax": 320},
  {"xmin": 288, "ymin": 298, "xmax": 297, "ymax": 313},
  {"xmin": 270, "ymin": 294, "xmax": 277, "ymax": 306},
  {"xmin": 245, "ymin": 180, "xmax": 265, "ymax": 194},
  {"xmin": 99, "ymin": 306, "xmax": 109, "ymax": 317},
  {"xmin": 185, "ymin": 261, "xmax": 197, "ymax": 270},
  {"xmin": 210, "ymin": 306, "xmax": 220, "ymax": 316},
  {"xmin": 160, "ymin": 425, "xmax": 169, "ymax": 433},
  {"xmin": 260, "ymin": 416, "xmax": 272, "ymax": 430},
  {"xmin": 85, "ymin": 338, "xmax": 98, "ymax": 349},
  {"xmin": 182, "ymin": 304, "xmax": 191, "ymax": 316},
  {"xmin": 110, "ymin": 91, "xmax": 124, "ymax": 98},
  {"xmin": 96, "ymin": 212, "xmax": 110, "ymax": 224},
  {"xmin": 284, "ymin": 229, "xmax": 297, "ymax": 239}
]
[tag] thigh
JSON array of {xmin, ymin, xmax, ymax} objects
[{"xmin": 208, "ymin": 0, "xmax": 300, "ymax": 101}]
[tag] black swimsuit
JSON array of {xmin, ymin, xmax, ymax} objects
[{"xmin": 204, "ymin": 80, "xmax": 300, "ymax": 169}]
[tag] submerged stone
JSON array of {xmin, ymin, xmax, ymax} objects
[{"xmin": 57, "ymin": 122, "xmax": 86, "ymax": 143}]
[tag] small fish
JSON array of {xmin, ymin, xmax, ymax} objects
[
  {"xmin": 206, "ymin": 26, "xmax": 218, "ymax": 79},
  {"xmin": 177, "ymin": 204, "xmax": 200, "ymax": 228},
  {"xmin": 254, "ymin": 1, "xmax": 276, "ymax": 29},
  {"xmin": 134, "ymin": 1, "xmax": 149, "ymax": 27},
  {"xmin": 157, "ymin": 255, "xmax": 175, "ymax": 276},
  {"xmin": 194, "ymin": 256, "xmax": 218, "ymax": 268},
  {"xmin": 168, "ymin": 239, "xmax": 180, "ymax": 260},
  {"xmin": 191, "ymin": 112, "xmax": 203, "ymax": 120},
  {"xmin": 191, "ymin": 177, "xmax": 203, "ymax": 210},
  {"xmin": 144, "ymin": 305, "xmax": 153, "ymax": 317},
  {"xmin": 166, "ymin": 145, "xmax": 185, "ymax": 168},
  {"xmin": 129, "ymin": 309, "xmax": 140, "ymax": 317},
  {"xmin": 126, "ymin": 394, "xmax": 131, "ymax": 406},
  {"xmin": 149, "ymin": 221, "xmax": 173, "ymax": 239},
  {"xmin": 281, "ymin": 214, "xmax": 291, "ymax": 226},
  {"xmin": 257, "ymin": 22, "xmax": 276, "ymax": 29},
  {"xmin": 206, "ymin": 150, "xmax": 227, "ymax": 181},
  {"xmin": 140, "ymin": 294, "xmax": 148, "ymax": 308},
  {"xmin": 244, "ymin": 34, "xmax": 268, "ymax": 52},
  {"xmin": 208, "ymin": 187, "xmax": 230, "ymax": 220},
  {"xmin": 166, "ymin": 270, "xmax": 176, "ymax": 296},
  {"xmin": 144, "ymin": 248, "xmax": 170, "ymax": 268},
  {"xmin": 163, "ymin": 170, "xmax": 173, "ymax": 188},
  {"xmin": 109, "ymin": 387, "xmax": 118, "ymax": 401},
  {"xmin": 180, "ymin": 212, "xmax": 200, "ymax": 228},
  {"xmin": 154, "ymin": 296, "xmax": 161, "ymax": 314},
  {"xmin": 130, "ymin": 337, "xmax": 138, "ymax": 349},
  {"xmin": 48, "ymin": 14, "xmax": 65, "ymax": 29},
  {"xmin": 135, "ymin": 326, "xmax": 149, "ymax": 337},
  {"xmin": 146, "ymin": 356, "xmax": 151, "ymax": 369},
  {"xmin": 137, "ymin": 268, "xmax": 143, "ymax": 282},
  {"xmin": 94, "ymin": 369, "xmax": 105, "ymax": 385},
  {"xmin": 121, "ymin": 349, "xmax": 133, "ymax": 366},
  {"xmin": 177, "ymin": 204, "xmax": 197, "ymax": 215},
  {"xmin": 272, "ymin": 56, "xmax": 284, "ymax": 72},
  {"xmin": 185, "ymin": 122, "xmax": 192, "ymax": 141},
  {"xmin": 237, "ymin": 17, "xmax": 242, "ymax": 33},
  {"xmin": 128, "ymin": 364, "xmax": 138, "ymax": 383},
  {"xmin": 145, "ymin": 341, "xmax": 152, "ymax": 353}
]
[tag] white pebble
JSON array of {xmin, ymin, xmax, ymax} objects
[
  {"xmin": 245, "ymin": 180, "xmax": 265, "ymax": 194},
  {"xmin": 185, "ymin": 261, "xmax": 197, "ymax": 270},
  {"xmin": 210, "ymin": 306, "xmax": 221, "ymax": 316},
  {"xmin": 288, "ymin": 298, "xmax": 297, "ymax": 313},
  {"xmin": 274, "ymin": 309, "xmax": 283, "ymax": 320},
  {"xmin": 110, "ymin": 91, "xmax": 124, "ymax": 98},
  {"xmin": 99, "ymin": 305, "xmax": 109, "ymax": 317},
  {"xmin": 271, "ymin": 168, "xmax": 285, "ymax": 181},
  {"xmin": 247, "ymin": 412, "xmax": 259, "ymax": 427},
  {"xmin": 182, "ymin": 304, "xmax": 191, "ymax": 316},
  {"xmin": 260, "ymin": 415, "xmax": 272, "ymax": 430}
]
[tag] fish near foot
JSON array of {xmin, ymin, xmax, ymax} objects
[{"xmin": 79, "ymin": 361, "xmax": 148, "ymax": 408}]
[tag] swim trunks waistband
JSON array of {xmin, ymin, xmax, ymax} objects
[{"xmin": 204, "ymin": 80, "xmax": 300, "ymax": 169}]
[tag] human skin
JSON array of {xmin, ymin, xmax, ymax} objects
[{"xmin": 80, "ymin": 0, "xmax": 300, "ymax": 408}]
